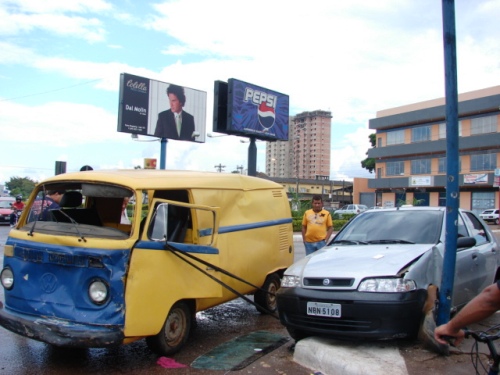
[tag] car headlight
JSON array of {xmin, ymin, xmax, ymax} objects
[
  {"xmin": 358, "ymin": 278, "xmax": 416, "ymax": 293},
  {"xmin": 1, "ymin": 267, "xmax": 14, "ymax": 290},
  {"xmin": 281, "ymin": 275, "xmax": 301, "ymax": 288},
  {"xmin": 88, "ymin": 279, "xmax": 109, "ymax": 304}
]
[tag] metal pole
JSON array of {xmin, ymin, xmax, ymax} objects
[
  {"xmin": 437, "ymin": 0, "xmax": 460, "ymax": 325},
  {"xmin": 248, "ymin": 137, "xmax": 257, "ymax": 176},
  {"xmin": 160, "ymin": 138, "xmax": 167, "ymax": 170}
]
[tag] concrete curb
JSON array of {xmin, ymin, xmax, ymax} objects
[{"xmin": 294, "ymin": 337, "xmax": 408, "ymax": 375}]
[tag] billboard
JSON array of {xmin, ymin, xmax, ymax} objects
[
  {"xmin": 143, "ymin": 158, "xmax": 157, "ymax": 169},
  {"xmin": 118, "ymin": 73, "xmax": 207, "ymax": 143},
  {"xmin": 213, "ymin": 78, "xmax": 289, "ymax": 141}
]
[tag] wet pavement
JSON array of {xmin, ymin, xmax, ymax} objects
[{"xmin": 0, "ymin": 224, "xmax": 498, "ymax": 374}]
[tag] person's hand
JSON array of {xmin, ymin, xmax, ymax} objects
[{"xmin": 434, "ymin": 323, "xmax": 465, "ymax": 346}]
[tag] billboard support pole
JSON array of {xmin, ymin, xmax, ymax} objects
[
  {"xmin": 160, "ymin": 138, "xmax": 167, "ymax": 170},
  {"xmin": 248, "ymin": 137, "xmax": 257, "ymax": 177},
  {"xmin": 437, "ymin": 0, "xmax": 460, "ymax": 326}
]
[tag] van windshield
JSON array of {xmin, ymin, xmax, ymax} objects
[{"xmin": 21, "ymin": 183, "xmax": 135, "ymax": 239}]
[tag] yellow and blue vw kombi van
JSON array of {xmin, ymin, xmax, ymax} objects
[{"xmin": 0, "ymin": 170, "xmax": 294, "ymax": 354}]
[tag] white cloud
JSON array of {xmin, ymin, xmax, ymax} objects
[
  {"xmin": 1, "ymin": 0, "xmax": 113, "ymax": 13},
  {"xmin": 0, "ymin": 100, "xmax": 118, "ymax": 145},
  {"xmin": 1, "ymin": 0, "xmax": 499, "ymax": 185},
  {"xmin": 0, "ymin": 0, "xmax": 112, "ymax": 41}
]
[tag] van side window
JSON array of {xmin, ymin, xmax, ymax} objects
[{"xmin": 150, "ymin": 190, "xmax": 192, "ymax": 243}]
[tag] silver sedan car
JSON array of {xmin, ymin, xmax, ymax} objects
[{"xmin": 277, "ymin": 206, "xmax": 500, "ymax": 341}]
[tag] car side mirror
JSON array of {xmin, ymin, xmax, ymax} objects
[{"xmin": 457, "ymin": 236, "xmax": 476, "ymax": 248}]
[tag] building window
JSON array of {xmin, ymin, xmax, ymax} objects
[
  {"xmin": 470, "ymin": 153, "xmax": 497, "ymax": 171},
  {"xmin": 471, "ymin": 115, "xmax": 497, "ymax": 135},
  {"xmin": 386, "ymin": 161, "xmax": 404, "ymax": 176},
  {"xmin": 386, "ymin": 130, "xmax": 404, "ymax": 146},
  {"xmin": 439, "ymin": 121, "xmax": 462, "ymax": 138},
  {"xmin": 439, "ymin": 157, "xmax": 462, "ymax": 173},
  {"xmin": 411, "ymin": 159, "xmax": 431, "ymax": 174},
  {"xmin": 438, "ymin": 157, "xmax": 445, "ymax": 173},
  {"xmin": 438, "ymin": 192, "xmax": 446, "ymax": 207},
  {"xmin": 411, "ymin": 126, "xmax": 431, "ymax": 143}
]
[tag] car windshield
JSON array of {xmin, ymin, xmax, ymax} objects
[
  {"xmin": 0, "ymin": 201, "xmax": 12, "ymax": 208},
  {"xmin": 332, "ymin": 209, "xmax": 444, "ymax": 245}
]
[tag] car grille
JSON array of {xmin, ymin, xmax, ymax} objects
[
  {"xmin": 286, "ymin": 312, "xmax": 376, "ymax": 332},
  {"xmin": 303, "ymin": 277, "xmax": 354, "ymax": 287}
]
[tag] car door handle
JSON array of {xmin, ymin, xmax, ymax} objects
[{"xmin": 472, "ymin": 254, "xmax": 478, "ymax": 260}]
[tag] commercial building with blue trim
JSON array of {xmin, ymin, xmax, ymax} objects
[{"xmin": 367, "ymin": 85, "xmax": 500, "ymax": 213}]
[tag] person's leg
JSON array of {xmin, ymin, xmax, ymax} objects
[
  {"xmin": 9, "ymin": 213, "xmax": 15, "ymax": 226},
  {"xmin": 314, "ymin": 240, "xmax": 326, "ymax": 251},
  {"xmin": 304, "ymin": 242, "xmax": 316, "ymax": 256}
]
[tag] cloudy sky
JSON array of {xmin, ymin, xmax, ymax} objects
[{"xmin": 0, "ymin": 0, "xmax": 499, "ymax": 186}]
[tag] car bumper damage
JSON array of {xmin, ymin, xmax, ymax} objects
[{"xmin": 0, "ymin": 301, "xmax": 124, "ymax": 348}]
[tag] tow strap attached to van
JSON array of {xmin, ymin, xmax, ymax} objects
[{"xmin": 166, "ymin": 243, "xmax": 279, "ymax": 318}]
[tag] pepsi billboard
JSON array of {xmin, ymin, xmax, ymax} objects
[
  {"xmin": 118, "ymin": 73, "xmax": 207, "ymax": 143},
  {"xmin": 213, "ymin": 79, "xmax": 289, "ymax": 141}
]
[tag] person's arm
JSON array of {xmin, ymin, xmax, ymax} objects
[
  {"xmin": 325, "ymin": 226, "xmax": 333, "ymax": 242},
  {"xmin": 434, "ymin": 282, "xmax": 500, "ymax": 346},
  {"xmin": 301, "ymin": 212, "xmax": 308, "ymax": 242},
  {"xmin": 325, "ymin": 212, "xmax": 333, "ymax": 241}
]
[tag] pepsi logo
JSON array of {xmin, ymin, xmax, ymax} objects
[
  {"xmin": 258, "ymin": 101, "xmax": 275, "ymax": 129},
  {"xmin": 244, "ymin": 87, "xmax": 278, "ymax": 130}
]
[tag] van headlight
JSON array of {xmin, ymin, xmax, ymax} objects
[
  {"xmin": 281, "ymin": 275, "xmax": 301, "ymax": 288},
  {"xmin": 88, "ymin": 279, "xmax": 109, "ymax": 304},
  {"xmin": 1, "ymin": 267, "xmax": 14, "ymax": 290},
  {"xmin": 358, "ymin": 278, "xmax": 416, "ymax": 293}
]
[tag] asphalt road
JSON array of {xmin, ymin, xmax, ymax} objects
[
  {"xmin": 0, "ymin": 225, "xmax": 310, "ymax": 375},
  {"xmin": 0, "ymin": 224, "xmax": 499, "ymax": 374}
]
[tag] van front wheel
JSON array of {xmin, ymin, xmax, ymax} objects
[
  {"xmin": 254, "ymin": 273, "xmax": 281, "ymax": 315},
  {"xmin": 146, "ymin": 301, "xmax": 191, "ymax": 355}
]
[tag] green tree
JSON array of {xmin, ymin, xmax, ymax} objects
[
  {"xmin": 361, "ymin": 133, "xmax": 376, "ymax": 173},
  {"xmin": 5, "ymin": 176, "xmax": 37, "ymax": 199},
  {"xmin": 397, "ymin": 197, "xmax": 425, "ymax": 207}
]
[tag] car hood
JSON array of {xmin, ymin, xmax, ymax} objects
[
  {"xmin": 288, "ymin": 243, "xmax": 436, "ymax": 284},
  {"xmin": 0, "ymin": 208, "xmax": 13, "ymax": 214}
]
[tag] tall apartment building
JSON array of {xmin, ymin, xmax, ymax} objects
[
  {"xmin": 367, "ymin": 85, "xmax": 500, "ymax": 213},
  {"xmin": 266, "ymin": 110, "xmax": 332, "ymax": 179}
]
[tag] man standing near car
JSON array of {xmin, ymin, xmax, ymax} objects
[{"xmin": 302, "ymin": 195, "xmax": 333, "ymax": 255}]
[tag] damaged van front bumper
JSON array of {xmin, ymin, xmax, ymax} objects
[{"xmin": 0, "ymin": 301, "xmax": 124, "ymax": 348}]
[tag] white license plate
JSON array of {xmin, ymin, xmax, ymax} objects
[{"xmin": 307, "ymin": 302, "xmax": 341, "ymax": 318}]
